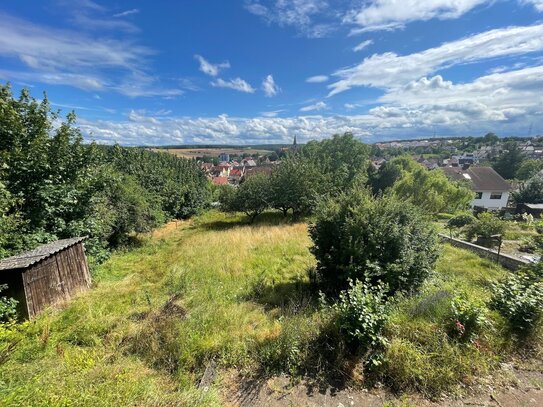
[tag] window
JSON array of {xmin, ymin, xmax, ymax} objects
[
  {"xmin": 474, "ymin": 192, "xmax": 483, "ymax": 199},
  {"xmin": 490, "ymin": 192, "xmax": 502, "ymax": 200}
]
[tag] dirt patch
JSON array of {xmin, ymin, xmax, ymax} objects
[{"xmin": 224, "ymin": 358, "xmax": 543, "ymax": 406}]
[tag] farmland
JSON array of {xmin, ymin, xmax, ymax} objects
[{"xmin": 151, "ymin": 147, "xmax": 274, "ymax": 159}]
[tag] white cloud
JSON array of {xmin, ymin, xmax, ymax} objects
[
  {"xmin": 113, "ymin": 9, "xmax": 140, "ymax": 17},
  {"xmin": 353, "ymin": 39, "xmax": 373, "ymax": 52},
  {"xmin": 306, "ymin": 75, "xmax": 329, "ymax": 83},
  {"xmin": 345, "ymin": 0, "xmax": 490, "ymax": 33},
  {"xmin": 300, "ymin": 101, "xmax": 327, "ymax": 112},
  {"xmin": 0, "ymin": 12, "xmax": 181, "ymax": 97},
  {"xmin": 521, "ymin": 0, "xmax": 543, "ymax": 11},
  {"xmin": 194, "ymin": 54, "xmax": 230, "ymax": 77},
  {"xmin": 329, "ymin": 24, "xmax": 543, "ymax": 95},
  {"xmin": 245, "ymin": 0, "xmax": 333, "ymax": 38},
  {"xmin": 211, "ymin": 77, "xmax": 256, "ymax": 93},
  {"xmin": 260, "ymin": 110, "xmax": 285, "ymax": 117},
  {"xmin": 262, "ymin": 74, "xmax": 280, "ymax": 97}
]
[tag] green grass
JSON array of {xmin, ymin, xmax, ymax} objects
[{"xmin": 0, "ymin": 210, "xmax": 539, "ymax": 405}]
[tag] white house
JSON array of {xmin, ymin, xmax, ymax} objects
[{"xmin": 442, "ymin": 166, "xmax": 511, "ymax": 210}]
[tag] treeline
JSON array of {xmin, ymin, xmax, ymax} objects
[
  {"xmin": 0, "ymin": 85, "xmax": 210, "ymax": 261},
  {"xmin": 220, "ymin": 133, "xmax": 473, "ymax": 222}
]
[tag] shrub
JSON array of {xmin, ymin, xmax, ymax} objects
[
  {"xmin": 328, "ymin": 280, "xmax": 390, "ymax": 360},
  {"xmin": 490, "ymin": 273, "xmax": 543, "ymax": 338},
  {"xmin": 465, "ymin": 212, "xmax": 506, "ymax": 243},
  {"xmin": 0, "ymin": 284, "xmax": 18, "ymax": 322},
  {"xmin": 447, "ymin": 214, "xmax": 476, "ymax": 237},
  {"xmin": 446, "ymin": 295, "xmax": 488, "ymax": 342},
  {"xmin": 221, "ymin": 174, "xmax": 271, "ymax": 223},
  {"xmin": 309, "ymin": 188, "xmax": 439, "ymax": 295}
]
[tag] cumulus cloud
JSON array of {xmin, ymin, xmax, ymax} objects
[
  {"xmin": 306, "ymin": 75, "xmax": 329, "ymax": 83},
  {"xmin": 353, "ymin": 39, "xmax": 373, "ymax": 52},
  {"xmin": 194, "ymin": 54, "xmax": 230, "ymax": 77},
  {"xmin": 211, "ymin": 77, "xmax": 256, "ymax": 93},
  {"xmin": 262, "ymin": 74, "xmax": 280, "ymax": 97},
  {"xmin": 245, "ymin": 0, "xmax": 333, "ymax": 38},
  {"xmin": 329, "ymin": 24, "xmax": 543, "ymax": 95},
  {"xmin": 300, "ymin": 101, "xmax": 327, "ymax": 112}
]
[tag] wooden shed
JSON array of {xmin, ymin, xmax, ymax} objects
[{"xmin": 0, "ymin": 237, "xmax": 91, "ymax": 319}]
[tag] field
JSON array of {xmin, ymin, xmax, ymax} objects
[
  {"xmin": 0, "ymin": 211, "xmax": 541, "ymax": 406},
  {"xmin": 151, "ymin": 147, "xmax": 274, "ymax": 159}
]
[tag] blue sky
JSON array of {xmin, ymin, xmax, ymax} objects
[{"xmin": 1, "ymin": 0, "xmax": 543, "ymax": 145}]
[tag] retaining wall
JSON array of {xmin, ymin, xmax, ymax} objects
[{"xmin": 438, "ymin": 234, "xmax": 530, "ymax": 271}]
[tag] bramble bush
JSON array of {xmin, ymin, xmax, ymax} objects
[
  {"xmin": 446, "ymin": 295, "xmax": 488, "ymax": 342},
  {"xmin": 465, "ymin": 212, "xmax": 506, "ymax": 242},
  {"xmin": 327, "ymin": 279, "xmax": 390, "ymax": 365},
  {"xmin": 309, "ymin": 188, "xmax": 439, "ymax": 296},
  {"xmin": 490, "ymin": 272, "xmax": 543, "ymax": 339}
]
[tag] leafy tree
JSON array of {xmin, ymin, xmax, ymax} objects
[
  {"xmin": 446, "ymin": 213, "xmax": 476, "ymax": 237},
  {"xmin": 309, "ymin": 188, "xmax": 439, "ymax": 295},
  {"xmin": 222, "ymin": 174, "xmax": 271, "ymax": 223},
  {"xmin": 516, "ymin": 159, "xmax": 543, "ymax": 181},
  {"xmin": 482, "ymin": 132, "xmax": 499, "ymax": 145},
  {"xmin": 269, "ymin": 156, "xmax": 323, "ymax": 217},
  {"xmin": 302, "ymin": 132, "xmax": 370, "ymax": 193},
  {"xmin": 513, "ymin": 173, "xmax": 543, "ymax": 204},
  {"xmin": 390, "ymin": 160, "xmax": 473, "ymax": 215},
  {"xmin": 492, "ymin": 141, "xmax": 523, "ymax": 179}
]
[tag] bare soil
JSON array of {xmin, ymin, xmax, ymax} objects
[{"xmin": 226, "ymin": 358, "xmax": 543, "ymax": 406}]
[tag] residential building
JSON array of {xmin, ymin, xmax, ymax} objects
[{"xmin": 442, "ymin": 166, "xmax": 511, "ymax": 210}]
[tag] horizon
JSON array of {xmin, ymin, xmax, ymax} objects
[{"xmin": 1, "ymin": 1, "xmax": 543, "ymax": 146}]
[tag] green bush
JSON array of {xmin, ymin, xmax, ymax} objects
[
  {"xmin": 328, "ymin": 280, "xmax": 390, "ymax": 360},
  {"xmin": 309, "ymin": 188, "xmax": 439, "ymax": 295},
  {"xmin": 490, "ymin": 273, "xmax": 543, "ymax": 338},
  {"xmin": 0, "ymin": 284, "xmax": 18, "ymax": 322},
  {"xmin": 465, "ymin": 212, "xmax": 506, "ymax": 242},
  {"xmin": 446, "ymin": 295, "xmax": 488, "ymax": 342},
  {"xmin": 221, "ymin": 174, "xmax": 271, "ymax": 223}
]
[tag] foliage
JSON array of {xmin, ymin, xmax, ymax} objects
[
  {"xmin": 447, "ymin": 213, "xmax": 475, "ymax": 236},
  {"xmin": 0, "ymin": 284, "xmax": 17, "ymax": 323},
  {"xmin": 269, "ymin": 156, "xmax": 324, "ymax": 217},
  {"xmin": 446, "ymin": 295, "xmax": 488, "ymax": 342},
  {"xmin": 465, "ymin": 212, "xmax": 506, "ymax": 242},
  {"xmin": 309, "ymin": 187, "xmax": 439, "ymax": 295},
  {"xmin": 490, "ymin": 273, "xmax": 543, "ymax": 338},
  {"xmin": 301, "ymin": 132, "xmax": 370, "ymax": 193},
  {"xmin": 221, "ymin": 174, "xmax": 271, "ymax": 223},
  {"xmin": 327, "ymin": 280, "xmax": 390, "ymax": 358},
  {"xmin": 0, "ymin": 84, "xmax": 209, "ymax": 261},
  {"xmin": 516, "ymin": 159, "xmax": 543, "ymax": 181},
  {"xmin": 370, "ymin": 157, "xmax": 473, "ymax": 215},
  {"xmin": 513, "ymin": 172, "xmax": 543, "ymax": 204},
  {"xmin": 492, "ymin": 141, "xmax": 523, "ymax": 180}
]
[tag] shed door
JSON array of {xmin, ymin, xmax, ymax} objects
[{"xmin": 22, "ymin": 257, "xmax": 66, "ymax": 318}]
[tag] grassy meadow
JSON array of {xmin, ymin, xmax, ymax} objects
[{"xmin": 0, "ymin": 210, "xmax": 539, "ymax": 406}]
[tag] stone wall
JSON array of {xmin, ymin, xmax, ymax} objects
[{"xmin": 438, "ymin": 234, "xmax": 530, "ymax": 271}]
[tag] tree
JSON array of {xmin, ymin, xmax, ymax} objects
[
  {"xmin": 309, "ymin": 188, "xmax": 439, "ymax": 295},
  {"xmin": 269, "ymin": 156, "xmax": 323, "ymax": 217},
  {"xmin": 302, "ymin": 132, "xmax": 370, "ymax": 193},
  {"xmin": 371, "ymin": 157, "xmax": 473, "ymax": 215},
  {"xmin": 223, "ymin": 174, "xmax": 271, "ymax": 223},
  {"xmin": 513, "ymin": 173, "xmax": 543, "ymax": 204},
  {"xmin": 516, "ymin": 159, "xmax": 543, "ymax": 181},
  {"xmin": 482, "ymin": 132, "xmax": 499, "ymax": 145},
  {"xmin": 492, "ymin": 141, "xmax": 523, "ymax": 180}
]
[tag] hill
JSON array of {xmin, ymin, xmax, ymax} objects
[{"xmin": 0, "ymin": 211, "xmax": 541, "ymax": 406}]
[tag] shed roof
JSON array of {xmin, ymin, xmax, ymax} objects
[
  {"xmin": 522, "ymin": 203, "xmax": 543, "ymax": 209},
  {"xmin": 0, "ymin": 237, "xmax": 86, "ymax": 271},
  {"xmin": 442, "ymin": 166, "xmax": 511, "ymax": 192}
]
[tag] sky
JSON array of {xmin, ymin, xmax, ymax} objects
[{"xmin": 1, "ymin": 0, "xmax": 543, "ymax": 145}]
